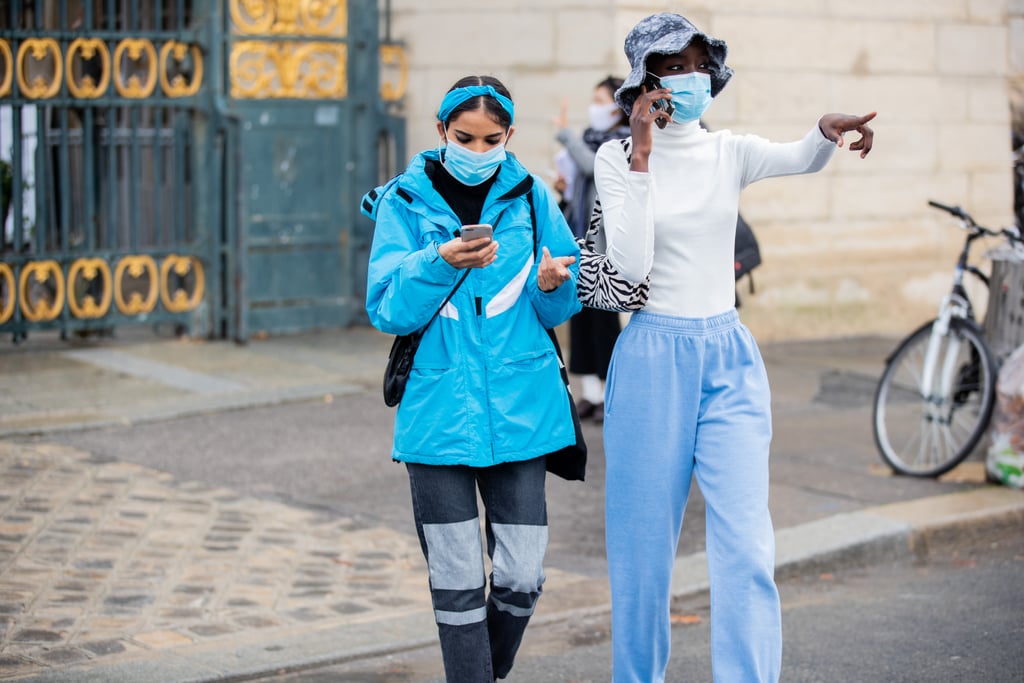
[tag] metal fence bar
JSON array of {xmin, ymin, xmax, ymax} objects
[
  {"xmin": 152, "ymin": 1, "xmax": 164, "ymax": 244},
  {"xmin": 33, "ymin": 106, "xmax": 45, "ymax": 252},
  {"xmin": 58, "ymin": 108, "xmax": 71, "ymax": 252},
  {"xmin": 11, "ymin": 105, "xmax": 24, "ymax": 252},
  {"xmin": 174, "ymin": 108, "xmax": 186, "ymax": 244}
]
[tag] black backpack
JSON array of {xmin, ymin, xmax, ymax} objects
[{"xmin": 734, "ymin": 212, "xmax": 761, "ymax": 304}]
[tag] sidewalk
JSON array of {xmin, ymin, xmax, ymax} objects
[{"xmin": 1, "ymin": 327, "xmax": 1021, "ymax": 682}]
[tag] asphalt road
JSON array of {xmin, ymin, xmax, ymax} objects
[{"xmin": 252, "ymin": 520, "xmax": 1024, "ymax": 683}]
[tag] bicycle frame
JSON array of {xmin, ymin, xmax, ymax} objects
[
  {"xmin": 919, "ymin": 216, "xmax": 986, "ymax": 422},
  {"xmin": 874, "ymin": 200, "xmax": 1018, "ymax": 476}
]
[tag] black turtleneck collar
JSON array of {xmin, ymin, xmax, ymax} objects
[{"xmin": 426, "ymin": 158, "xmax": 498, "ymax": 227}]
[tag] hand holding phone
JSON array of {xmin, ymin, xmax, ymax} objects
[
  {"xmin": 461, "ymin": 224, "xmax": 493, "ymax": 242},
  {"xmin": 440, "ymin": 224, "xmax": 498, "ymax": 270},
  {"xmin": 642, "ymin": 74, "xmax": 673, "ymax": 129}
]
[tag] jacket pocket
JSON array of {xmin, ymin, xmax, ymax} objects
[
  {"xmin": 394, "ymin": 366, "xmax": 472, "ymax": 459},
  {"xmin": 490, "ymin": 348, "xmax": 571, "ymax": 457}
]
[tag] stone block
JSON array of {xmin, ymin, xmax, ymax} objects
[
  {"xmin": 1010, "ymin": 18, "xmax": 1024, "ymax": 70},
  {"xmin": 936, "ymin": 24, "xmax": 1008, "ymax": 76},
  {"xmin": 967, "ymin": 170, "xmax": 1017, "ymax": 222},
  {"xmin": 132, "ymin": 629, "xmax": 193, "ymax": 649},
  {"xmin": 395, "ymin": 9, "xmax": 555, "ymax": 69},
  {"xmin": 969, "ymin": 0, "xmax": 1010, "ymax": 24},
  {"xmin": 829, "ymin": 174, "xmax": 923, "ymax": 220},
  {"xmin": 734, "ymin": 73, "xmax": 833, "ymax": 124},
  {"xmin": 741, "ymin": 174, "xmax": 831, "ymax": 223},
  {"xmin": 857, "ymin": 123, "xmax": 939, "ymax": 172},
  {"xmin": 830, "ymin": 75, "xmax": 965, "ymax": 124},
  {"xmin": 554, "ymin": 10, "xmax": 620, "ymax": 67},
  {"xmin": 816, "ymin": 19, "xmax": 935, "ymax": 74},
  {"xmin": 969, "ymin": 80, "xmax": 1016, "ymax": 123},
  {"xmin": 715, "ymin": 16, "xmax": 830, "ymax": 70},
  {"xmin": 824, "ymin": 0, "xmax": 966, "ymax": 22},
  {"xmin": 938, "ymin": 123, "xmax": 1016, "ymax": 170}
]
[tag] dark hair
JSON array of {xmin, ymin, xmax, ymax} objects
[
  {"xmin": 443, "ymin": 75, "xmax": 513, "ymax": 128},
  {"xmin": 596, "ymin": 75, "xmax": 628, "ymax": 126},
  {"xmin": 597, "ymin": 75, "xmax": 624, "ymax": 93}
]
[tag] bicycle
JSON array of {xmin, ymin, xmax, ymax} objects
[{"xmin": 872, "ymin": 200, "xmax": 1023, "ymax": 477}]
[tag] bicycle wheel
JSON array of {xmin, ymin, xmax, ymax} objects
[{"xmin": 873, "ymin": 317, "xmax": 997, "ymax": 477}]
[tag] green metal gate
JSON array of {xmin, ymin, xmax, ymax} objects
[{"xmin": 0, "ymin": 0, "xmax": 405, "ymax": 342}]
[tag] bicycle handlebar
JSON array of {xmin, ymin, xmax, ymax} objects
[
  {"xmin": 927, "ymin": 199, "xmax": 970, "ymax": 221},
  {"xmin": 928, "ymin": 199, "xmax": 1024, "ymax": 245}
]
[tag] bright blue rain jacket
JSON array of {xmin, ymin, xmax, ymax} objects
[{"xmin": 364, "ymin": 149, "xmax": 582, "ymax": 467}]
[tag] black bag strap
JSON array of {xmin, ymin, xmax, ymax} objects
[
  {"xmin": 420, "ymin": 268, "xmax": 470, "ymax": 334},
  {"xmin": 421, "ymin": 182, "xmax": 534, "ymax": 334},
  {"xmin": 528, "ymin": 185, "xmax": 538, "ymax": 257}
]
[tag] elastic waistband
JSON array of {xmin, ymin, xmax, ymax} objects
[{"xmin": 628, "ymin": 309, "xmax": 741, "ymax": 335}]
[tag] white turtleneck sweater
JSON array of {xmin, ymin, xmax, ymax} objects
[{"xmin": 593, "ymin": 119, "xmax": 837, "ymax": 319}]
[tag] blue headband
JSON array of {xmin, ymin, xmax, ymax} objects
[{"xmin": 437, "ymin": 85, "xmax": 515, "ymax": 125}]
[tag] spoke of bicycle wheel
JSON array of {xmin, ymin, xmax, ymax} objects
[
  {"xmin": 926, "ymin": 412, "xmax": 945, "ymax": 468},
  {"xmin": 916, "ymin": 417, "xmax": 930, "ymax": 468},
  {"xmin": 911, "ymin": 411, "xmax": 934, "ymax": 469},
  {"xmin": 939, "ymin": 423, "xmax": 960, "ymax": 463}
]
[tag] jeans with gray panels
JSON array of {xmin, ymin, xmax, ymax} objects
[{"xmin": 406, "ymin": 456, "xmax": 547, "ymax": 682}]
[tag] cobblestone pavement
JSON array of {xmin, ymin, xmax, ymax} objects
[{"xmin": 0, "ymin": 440, "xmax": 430, "ymax": 680}]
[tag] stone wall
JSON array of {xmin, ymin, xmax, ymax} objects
[{"xmin": 388, "ymin": 0, "xmax": 1017, "ymax": 340}]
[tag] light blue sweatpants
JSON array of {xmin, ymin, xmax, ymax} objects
[{"xmin": 604, "ymin": 310, "xmax": 780, "ymax": 683}]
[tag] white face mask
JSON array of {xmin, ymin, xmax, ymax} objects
[{"xmin": 587, "ymin": 102, "xmax": 622, "ymax": 132}]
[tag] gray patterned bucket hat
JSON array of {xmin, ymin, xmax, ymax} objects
[{"xmin": 615, "ymin": 13, "xmax": 733, "ymax": 114}]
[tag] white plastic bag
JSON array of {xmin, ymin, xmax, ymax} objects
[{"xmin": 986, "ymin": 344, "xmax": 1024, "ymax": 487}]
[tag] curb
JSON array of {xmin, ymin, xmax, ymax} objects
[{"xmin": 16, "ymin": 487, "xmax": 1022, "ymax": 683}]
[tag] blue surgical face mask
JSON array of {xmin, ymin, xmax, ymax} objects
[
  {"xmin": 441, "ymin": 133, "xmax": 507, "ymax": 186},
  {"xmin": 659, "ymin": 72, "xmax": 713, "ymax": 123}
]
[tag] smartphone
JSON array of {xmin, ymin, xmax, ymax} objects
[
  {"xmin": 642, "ymin": 73, "xmax": 673, "ymax": 127},
  {"xmin": 461, "ymin": 224, "xmax": 493, "ymax": 242}
]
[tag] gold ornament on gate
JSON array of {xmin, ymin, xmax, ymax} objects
[
  {"xmin": 67, "ymin": 38, "xmax": 111, "ymax": 98},
  {"xmin": 16, "ymin": 38, "xmax": 62, "ymax": 99},
  {"xmin": 160, "ymin": 255, "xmax": 205, "ymax": 313},
  {"xmin": 230, "ymin": 41, "xmax": 345, "ymax": 99},
  {"xmin": 0, "ymin": 39, "xmax": 13, "ymax": 98},
  {"xmin": 380, "ymin": 44, "xmax": 407, "ymax": 101},
  {"xmin": 159, "ymin": 41, "xmax": 203, "ymax": 97},
  {"xmin": 68, "ymin": 258, "xmax": 113, "ymax": 319},
  {"xmin": 114, "ymin": 38, "xmax": 157, "ymax": 98},
  {"xmin": 230, "ymin": 0, "xmax": 346, "ymax": 37},
  {"xmin": 0, "ymin": 263, "xmax": 14, "ymax": 324},
  {"xmin": 18, "ymin": 260, "xmax": 65, "ymax": 322},
  {"xmin": 114, "ymin": 255, "xmax": 159, "ymax": 315}
]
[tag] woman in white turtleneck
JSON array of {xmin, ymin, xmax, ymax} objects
[{"xmin": 595, "ymin": 13, "xmax": 875, "ymax": 683}]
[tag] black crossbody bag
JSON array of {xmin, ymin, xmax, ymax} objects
[{"xmin": 382, "ymin": 270, "xmax": 470, "ymax": 407}]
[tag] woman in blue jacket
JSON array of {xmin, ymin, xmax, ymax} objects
[{"xmin": 364, "ymin": 75, "xmax": 581, "ymax": 683}]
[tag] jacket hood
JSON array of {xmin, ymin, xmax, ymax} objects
[
  {"xmin": 399, "ymin": 149, "xmax": 534, "ymax": 218},
  {"xmin": 360, "ymin": 149, "xmax": 535, "ymax": 226}
]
